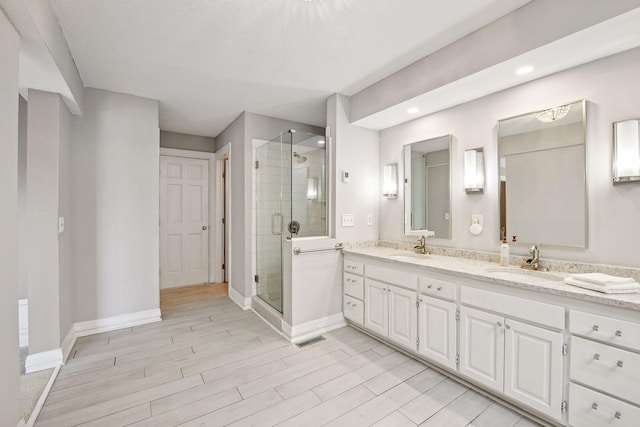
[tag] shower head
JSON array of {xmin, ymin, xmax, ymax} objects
[{"xmin": 293, "ymin": 152, "xmax": 308, "ymax": 163}]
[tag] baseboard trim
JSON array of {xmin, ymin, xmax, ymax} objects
[
  {"xmin": 61, "ymin": 308, "xmax": 162, "ymax": 363},
  {"xmin": 25, "ymin": 349, "xmax": 63, "ymax": 373},
  {"xmin": 16, "ymin": 418, "xmax": 26, "ymax": 427},
  {"xmin": 25, "ymin": 364, "xmax": 61, "ymax": 427},
  {"xmin": 283, "ymin": 313, "xmax": 347, "ymax": 343},
  {"xmin": 229, "ymin": 287, "xmax": 251, "ymax": 310}
]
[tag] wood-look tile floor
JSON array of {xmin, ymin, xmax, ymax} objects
[{"xmin": 36, "ymin": 284, "xmax": 541, "ymax": 426}]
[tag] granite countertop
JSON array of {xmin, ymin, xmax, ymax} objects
[{"xmin": 343, "ymin": 246, "xmax": 640, "ymax": 311}]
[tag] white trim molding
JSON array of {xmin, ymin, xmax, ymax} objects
[
  {"xmin": 18, "ymin": 299, "xmax": 28, "ymax": 348},
  {"xmin": 25, "ymin": 349, "xmax": 63, "ymax": 373},
  {"xmin": 282, "ymin": 313, "xmax": 347, "ymax": 343},
  {"xmin": 61, "ymin": 308, "xmax": 162, "ymax": 363},
  {"xmin": 229, "ymin": 286, "xmax": 251, "ymax": 310}
]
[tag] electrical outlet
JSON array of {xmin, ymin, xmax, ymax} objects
[
  {"xmin": 367, "ymin": 213, "xmax": 373, "ymax": 226},
  {"xmin": 341, "ymin": 214, "xmax": 354, "ymax": 227}
]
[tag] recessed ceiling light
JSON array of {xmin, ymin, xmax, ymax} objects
[
  {"xmin": 408, "ymin": 107, "xmax": 419, "ymax": 114},
  {"xmin": 516, "ymin": 66, "xmax": 534, "ymax": 75}
]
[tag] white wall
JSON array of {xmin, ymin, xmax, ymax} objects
[
  {"xmin": 379, "ymin": 47, "xmax": 640, "ymax": 268},
  {"xmin": 58, "ymin": 92, "xmax": 73, "ymax": 340},
  {"xmin": 328, "ymin": 94, "xmax": 380, "ymax": 242},
  {"xmin": 18, "ymin": 95, "xmax": 28, "ymax": 300},
  {"xmin": 72, "ymin": 88, "xmax": 160, "ymax": 321},
  {"xmin": 0, "ymin": 6, "xmax": 22, "ymax": 426},
  {"xmin": 160, "ymin": 130, "xmax": 216, "ymax": 152}
]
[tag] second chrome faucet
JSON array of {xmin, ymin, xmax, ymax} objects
[{"xmin": 521, "ymin": 244, "xmax": 548, "ymax": 271}]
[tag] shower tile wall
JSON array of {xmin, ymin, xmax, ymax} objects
[{"xmin": 294, "ymin": 149, "xmax": 327, "ymax": 237}]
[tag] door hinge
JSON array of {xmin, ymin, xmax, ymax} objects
[
  {"xmin": 455, "ymin": 310, "xmax": 460, "ymax": 321},
  {"xmin": 254, "ymin": 274, "xmax": 259, "ymax": 283},
  {"xmin": 455, "ymin": 354, "xmax": 460, "ymax": 365},
  {"xmin": 222, "ymin": 217, "xmax": 225, "ymax": 224},
  {"xmin": 222, "ymin": 264, "xmax": 225, "ymax": 270},
  {"xmin": 254, "ymin": 160, "xmax": 259, "ymax": 169},
  {"xmin": 416, "ymin": 337, "xmax": 419, "ymax": 349},
  {"xmin": 562, "ymin": 343, "xmax": 568, "ymax": 356},
  {"xmin": 222, "ymin": 172, "xmax": 225, "ymax": 179},
  {"xmin": 561, "ymin": 400, "xmax": 567, "ymax": 413}
]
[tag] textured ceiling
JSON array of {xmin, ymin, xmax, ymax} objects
[{"xmin": 50, "ymin": 0, "xmax": 529, "ymax": 137}]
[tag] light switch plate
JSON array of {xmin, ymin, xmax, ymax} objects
[
  {"xmin": 342, "ymin": 214, "xmax": 354, "ymax": 227},
  {"xmin": 471, "ymin": 214, "xmax": 483, "ymax": 228},
  {"xmin": 367, "ymin": 213, "xmax": 373, "ymax": 226}
]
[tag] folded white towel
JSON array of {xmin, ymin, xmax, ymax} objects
[
  {"xmin": 564, "ymin": 277, "xmax": 640, "ymax": 294},
  {"xmin": 570, "ymin": 273, "xmax": 634, "ymax": 285}
]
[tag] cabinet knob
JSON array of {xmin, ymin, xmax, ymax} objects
[
  {"xmin": 427, "ymin": 285, "xmax": 433, "ymax": 289},
  {"xmin": 615, "ymin": 330, "xmax": 622, "ymax": 337},
  {"xmin": 593, "ymin": 353, "xmax": 600, "ymax": 360},
  {"xmin": 617, "ymin": 360, "xmax": 623, "ymax": 368},
  {"xmin": 592, "ymin": 325, "xmax": 599, "ymax": 331},
  {"xmin": 615, "ymin": 411, "xmax": 622, "ymax": 419},
  {"xmin": 496, "ymin": 321, "xmax": 503, "ymax": 327},
  {"xmin": 505, "ymin": 324, "xmax": 511, "ymax": 330},
  {"xmin": 437, "ymin": 287, "xmax": 442, "ymax": 291},
  {"xmin": 346, "ymin": 302, "xmax": 351, "ymax": 306},
  {"xmin": 591, "ymin": 403, "xmax": 598, "ymax": 410},
  {"xmin": 352, "ymin": 303, "xmax": 357, "ymax": 308}
]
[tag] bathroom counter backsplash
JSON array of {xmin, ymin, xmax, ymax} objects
[{"xmin": 342, "ymin": 241, "xmax": 640, "ymax": 311}]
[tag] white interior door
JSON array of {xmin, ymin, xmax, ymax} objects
[{"xmin": 160, "ymin": 156, "xmax": 209, "ymax": 289}]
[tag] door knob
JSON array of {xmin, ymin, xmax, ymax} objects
[{"xmin": 202, "ymin": 226, "xmax": 208, "ymax": 230}]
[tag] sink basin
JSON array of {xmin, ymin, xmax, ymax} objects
[
  {"xmin": 388, "ymin": 252, "xmax": 430, "ymax": 261},
  {"xmin": 486, "ymin": 267, "xmax": 564, "ymax": 282}
]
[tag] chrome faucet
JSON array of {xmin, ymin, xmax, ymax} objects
[
  {"xmin": 521, "ymin": 244, "xmax": 548, "ymax": 271},
  {"xmin": 415, "ymin": 235, "xmax": 427, "ymax": 254}
]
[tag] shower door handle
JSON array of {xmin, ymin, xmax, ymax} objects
[{"xmin": 271, "ymin": 213, "xmax": 283, "ymax": 235}]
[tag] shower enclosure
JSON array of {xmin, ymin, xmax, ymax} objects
[{"xmin": 254, "ymin": 130, "xmax": 327, "ymax": 312}]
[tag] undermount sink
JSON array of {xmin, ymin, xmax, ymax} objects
[
  {"xmin": 486, "ymin": 267, "xmax": 564, "ymax": 282},
  {"xmin": 388, "ymin": 252, "xmax": 430, "ymax": 261}
]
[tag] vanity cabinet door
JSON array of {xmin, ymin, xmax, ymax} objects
[
  {"xmin": 460, "ymin": 306, "xmax": 505, "ymax": 393},
  {"xmin": 388, "ymin": 285, "xmax": 417, "ymax": 350},
  {"xmin": 504, "ymin": 319, "xmax": 564, "ymax": 421},
  {"xmin": 418, "ymin": 296, "xmax": 457, "ymax": 370},
  {"xmin": 364, "ymin": 279, "xmax": 388, "ymax": 337}
]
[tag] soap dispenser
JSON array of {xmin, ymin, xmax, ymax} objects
[{"xmin": 500, "ymin": 236, "xmax": 510, "ymax": 266}]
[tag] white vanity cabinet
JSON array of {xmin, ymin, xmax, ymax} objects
[
  {"xmin": 343, "ymin": 260, "xmax": 364, "ymax": 325},
  {"xmin": 364, "ymin": 271, "xmax": 418, "ymax": 350},
  {"xmin": 568, "ymin": 310, "xmax": 640, "ymax": 427},
  {"xmin": 459, "ymin": 287, "xmax": 565, "ymax": 421},
  {"xmin": 417, "ymin": 276, "xmax": 457, "ymax": 370}
]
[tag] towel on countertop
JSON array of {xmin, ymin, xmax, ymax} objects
[
  {"xmin": 564, "ymin": 277, "xmax": 640, "ymax": 294},
  {"xmin": 569, "ymin": 272, "xmax": 634, "ymax": 285}
]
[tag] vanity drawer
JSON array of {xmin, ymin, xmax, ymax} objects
[
  {"xmin": 569, "ymin": 383, "xmax": 639, "ymax": 427},
  {"xmin": 570, "ymin": 310, "xmax": 640, "ymax": 352},
  {"xmin": 366, "ymin": 264, "xmax": 417, "ymax": 290},
  {"xmin": 344, "ymin": 295, "xmax": 364, "ymax": 325},
  {"xmin": 419, "ymin": 276, "xmax": 456, "ymax": 300},
  {"xmin": 344, "ymin": 260, "xmax": 364, "ymax": 275},
  {"xmin": 570, "ymin": 336, "xmax": 640, "ymax": 403},
  {"xmin": 344, "ymin": 273, "xmax": 364, "ymax": 299}
]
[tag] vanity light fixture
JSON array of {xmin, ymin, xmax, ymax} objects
[
  {"xmin": 536, "ymin": 104, "xmax": 571, "ymax": 123},
  {"xmin": 383, "ymin": 163, "xmax": 398, "ymax": 198},
  {"xmin": 464, "ymin": 148, "xmax": 485, "ymax": 193},
  {"xmin": 407, "ymin": 107, "xmax": 419, "ymax": 114},
  {"xmin": 613, "ymin": 119, "xmax": 640, "ymax": 183}
]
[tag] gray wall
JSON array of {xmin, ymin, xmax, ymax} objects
[
  {"xmin": 72, "ymin": 88, "xmax": 160, "ymax": 321},
  {"xmin": 0, "ymin": 7, "xmax": 21, "ymax": 426},
  {"xmin": 26, "ymin": 90, "xmax": 63, "ymax": 354},
  {"xmin": 160, "ymin": 130, "xmax": 216, "ymax": 152},
  {"xmin": 379, "ymin": 47, "xmax": 640, "ymax": 268},
  {"xmin": 18, "ymin": 95, "xmax": 28, "ymax": 300}
]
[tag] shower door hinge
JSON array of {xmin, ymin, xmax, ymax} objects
[
  {"xmin": 254, "ymin": 274, "xmax": 259, "ymax": 283},
  {"xmin": 416, "ymin": 337, "xmax": 419, "ymax": 349},
  {"xmin": 254, "ymin": 160, "xmax": 259, "ymax": 169}
]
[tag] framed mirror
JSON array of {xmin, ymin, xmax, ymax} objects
[
  {"xmin": 498, "ymin": 100, "xmax": 587, "ymax": 248},
  {"xmin": 403, "ymin": 135, "xmax": 452, "ymax": 238}
]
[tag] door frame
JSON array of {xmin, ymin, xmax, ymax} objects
[
  {"xmin": 159, "ymin": 148, "xmax": 215, "ymax": 284},
  {"xmin": 214, "ymin": 143, "xmax": 231, "ymax": 285}
]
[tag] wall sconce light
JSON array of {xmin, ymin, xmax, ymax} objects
[
  {"xmin": 307, "ymin": 178, "xmax": 318, "ymax": 200},
  {"xmin": 613, "ymin": 119, "xmax": 640, "ymax": 184},
  {"xmin": 383, "ymin": 163, "xmax": 398, "ymax": 198},
  {"xmin": 464, "ymin": 148, "xmax": 485, "ymax": 193}
]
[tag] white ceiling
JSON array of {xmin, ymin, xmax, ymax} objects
[{"xmin": 50, "ymin": 0, "xmax": 530, "ymax": 137}]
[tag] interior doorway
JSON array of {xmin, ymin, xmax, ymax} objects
[
  {"xmin": 214, "ymin": 143, "xmax": 230, "ymax": 286},
  {"xmin": 159, "ymin": 153, "xmax": 211, "ymax": 289}
]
